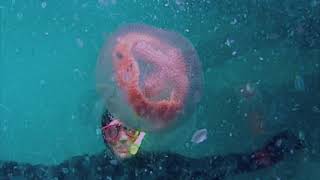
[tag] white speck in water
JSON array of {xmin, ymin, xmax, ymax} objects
[
  {"xmin": 298, "ymin": 131, "xmax": 305, "ymax": 140},
  {"xmin": 312, "ymin": 106, "xmax": 320, "ymax": 113},
  {"xmin": 73, "ymin": 68, "xmax": 83, "ymax": 78},
  {"xmin": 230, "ymin": 18, "xmax": 237, "ymax": 25},
  {"xmin": 40, "ymin": 80, "xmax": 46, "ymax": 86},
  {"xmin": 291, "ymin": 104, "xmax": 300, "ymax": 111},
  {"xmin": 311, "ymin": 0, "xmax": 320, "ymax": 7},
  {"xmin": 232, "ymin": 51, "xmax": 237, "ymax": 56},
  {"xmin": 98, "ymin": 0, "xmax": 116, "ymax": 6},
  {"xmin": 294, "ymin": 75, "xmax": 305, "ymax": 92},
  {"xmin": 41, "ymin": 2, "xmax": 47, "ymax": 8},
  {"xmin": 175, "ymin": 0, "xmax": 183, "ymax": 5},
  {"xmin": 185, "ymin": 29, "xmax": 190, "ymax": 32},
  {"xmin": 153, "ymin": 15, "xmax": 158, "ymax": 20},
  {"xmin": 191, "ymin": 129, "xmax": 208, "ymax": 144},
  {"xmin": 17, "ymin": 12, "xmax": 23, "ymax": 20},
  {"xmin": 98, "ymin": 0, "xmax": 107, "ymax": 6},
  {"xmin": 225, "ymin": 38, "xmax": 234, "ymax": 47},
  {"xmin": 76, "ymin": 38, "xmax": 84, "ymax": 48},
  {"xmin": 276, "ymin": 139, "xmax": 282, "ymax": 147},
  {"xmin": 73, "ymin": 68, "xmax": 80, "ymax": 73},
  {"xmin": 185, "ymin": 142, "xmax": 190, "ymax": 148},
  {"xmin": 96, "ymin": 128, "xmax": 101, "ymax": 135},
  {"xmin": 62, "ymin": 168, "xmax": 69, "ymax": 174}
]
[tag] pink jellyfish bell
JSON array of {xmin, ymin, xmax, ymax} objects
[{"xmin": 96, "ymin": 23, "xmax": 203, "ymax": 131}]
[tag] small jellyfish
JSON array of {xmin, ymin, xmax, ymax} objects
[
  {"xmin": 239, "ymin": 82, "xmax": 256, "ymax": 99},
  {"xmin": 41, "ymin": 1, "xmax": 47, "ymax": 8},
  {"xmin": 191, "ymin": 128, "xmax": 208, "ymax": 144}
]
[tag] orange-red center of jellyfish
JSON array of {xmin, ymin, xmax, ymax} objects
[{"xmin": 111, "ymin": 32, "xmax": 189, "ymax": 123}]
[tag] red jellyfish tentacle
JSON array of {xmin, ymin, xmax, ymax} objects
[
  {"xmin": 161, "ymin": 48, "xmax": 189, "ymax": 113},
  {"xmin": 154, "ymin": 100, "xmax": 180, "ymax": 121},
  {"xmin": 130, "ymin": 39, "xmax": 187, "ymax": 121},
  {"xmin": 113, "ymin": 43, "xmax": 139, "ymax": 91}
]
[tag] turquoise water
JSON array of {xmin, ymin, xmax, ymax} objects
[{"xmin": 1, "ymin": 0, "xmax": 320, "ymax": 179}]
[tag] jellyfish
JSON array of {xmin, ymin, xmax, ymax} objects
[
  {"xmin": 96, "ymin": 23, "xmax": 203, "ymax": 131},
  {"xmin": 191, "ymin": 128, "xmax": 208, "ymax": 144}
]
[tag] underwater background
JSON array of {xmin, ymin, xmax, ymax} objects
[{"xmin": 0, "ymin": 0, "xmax": 319, "ymax": 179}]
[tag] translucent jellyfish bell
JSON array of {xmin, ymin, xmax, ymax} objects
[{"xmin": 96, "ymin": 23, "xmax": 203, "ymax": 131}]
